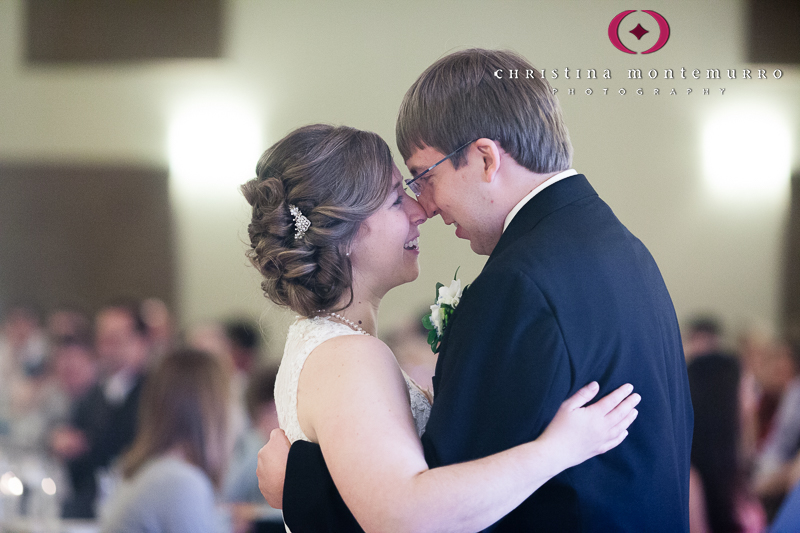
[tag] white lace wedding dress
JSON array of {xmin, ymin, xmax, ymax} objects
[{"xmin": 275, "ymin": 315, "xmax": 433, "ymax": 444}]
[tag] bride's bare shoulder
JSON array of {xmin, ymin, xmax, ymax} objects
[
  {"xmin": 308, "ymin": 334, "xmax": 395, "ymax": 369},
  {"xmin": 297, "ymin": 334, "xmax": 408, "ymax": 441},
  {"xmin": 300, "ymin": 334, "xmax": 405, "ymax": 392}
]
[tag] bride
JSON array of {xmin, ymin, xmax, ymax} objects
[{"xmin": 242, "ymin": 123, "xmax": 640, "ymax": 532}]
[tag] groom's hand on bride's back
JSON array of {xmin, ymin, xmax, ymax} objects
[{"xmin": 257, "ymin": 428, "xmax": 290, "ymax": 509}]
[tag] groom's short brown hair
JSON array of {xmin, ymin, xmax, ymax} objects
[{"xmin": 396, "ymin": 48, "xmax": 573, "ymax": 173}]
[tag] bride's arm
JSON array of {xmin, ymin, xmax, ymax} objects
[{"xmin": 298, "ymin": 335, "xmax": 639, "ymax": 533}]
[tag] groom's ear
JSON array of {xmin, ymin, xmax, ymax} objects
[{"xmin": 474, "ymin": 138, "xmax": 501, "ymax": 184}]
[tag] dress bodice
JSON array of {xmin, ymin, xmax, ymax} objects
[{"xmin": 274, "ymin": 316, "xmax": 432, "ymax": 443}]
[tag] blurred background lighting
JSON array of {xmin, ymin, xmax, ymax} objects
[
  {"xmin": 168, "ymin": 98, "xmax": 263, "ymax": 197},
  {"xmin": 41, "ymin": 477, "xmax": 57, "ymax": 496},
  {"xmin": 0, "ymin": 472, "xmax": 24, "ymax": 496},
  {"xmin": 702, "ymin": 106, "xmax": 793, "ymax": 202}
]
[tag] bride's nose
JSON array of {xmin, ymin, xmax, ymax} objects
[{"xmin": 405, "ymin": 196, "xmax": 427, "ymax": 226}]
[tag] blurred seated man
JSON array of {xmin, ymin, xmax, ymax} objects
[
  {"xmin": 49, "ymin": 330, "xmax": 99, "ymax": 448},
  {"xmin": 52, "ymin": 300, "xmax": 151, "ymax": 518},
  {"xmin": 51, "ymin": 333, "xmax": 98, "ymax": 404},
  {"xmin": 47, "ymin": 307, "xmax": 96, "ymax": 404}
]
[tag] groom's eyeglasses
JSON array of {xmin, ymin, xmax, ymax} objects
[{"xmin": 405, "ymin": 139, "xmax": 478, "ymax": 196}]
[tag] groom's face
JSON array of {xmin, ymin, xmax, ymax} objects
[{"xmin": 405, "ymin": 145, "xmax": 496, "ymax": 256}]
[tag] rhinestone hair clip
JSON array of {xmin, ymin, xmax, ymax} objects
[{"xmin": 288, "ymin": 204, "xmax": 311, "ymax": 240}]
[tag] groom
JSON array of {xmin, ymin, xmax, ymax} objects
[{"xmin": 268, "ymin": 48, "xmax": 693, "ymax": 531}]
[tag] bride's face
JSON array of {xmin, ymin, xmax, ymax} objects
[{"xmin": 349, "ymin": 165, "xmax": 427, "ymax": 295}]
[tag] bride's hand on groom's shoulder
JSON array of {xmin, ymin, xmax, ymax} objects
[
  {"xmin": 539, "ymin": 382, "xmax": 641, "ymax": 471},
  {"xmin": 257, "ymin": 428, "xmax": 291, "ymax": 509}
]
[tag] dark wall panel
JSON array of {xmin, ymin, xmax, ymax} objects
[
  {"xmin": 26, "ymin": 0, "xmax": 223, "ymax": 63},
  {"xmin": 0, "ymin": 164, "xmax": 174, "ymax": 316},
  {"xmin": 747, "ymin": 0, "xmax": 800, "ymax": 64}
]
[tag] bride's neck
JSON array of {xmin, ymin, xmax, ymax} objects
[{"xmin": 331, "ymin": 279, "xmax": 381, "ymax": 336}]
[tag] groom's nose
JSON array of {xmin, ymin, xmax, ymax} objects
[{"xmin": 416, "ymin": 193, "xmax": 439, "ymax": 219}]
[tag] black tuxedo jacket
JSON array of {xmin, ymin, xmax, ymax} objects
[{"xmin": 282, "ymin": 175, "xmax": 693, "ymax": 532}]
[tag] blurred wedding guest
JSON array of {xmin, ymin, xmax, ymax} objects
[
  {"xmin": 53, "ymin": 301, "xmax": 151, "ymax": 518},
  {"xmin": 186, "ymin": 321, "xmax": 231, "ymax": 361},
  {"xmin": 1, "ymin": 305, "xmax": 93, "ymax": 451},
  {"xmin": 140, "ymin": 298, "xmax": 175, "ymax": 361},
  {"xmin": 684, "ymin": 315, "xmax": 729, "ymax": 363},
  {"xmin": 224, "ymin": 366, "xmax": 283, "ymax": 533},
  {"xmin": 225, "ymin": 319, "xmax": 262, "ymax": 377},
  {"xmin": 47, "ymin": 307, "xmax": 96, "ymax": 402},
  {"xmin": 0, "ymin": 304, "xmax": 53, "ymax": 448},
  {"xmin": 100, "ymin": 347, "xmax": 230, "ymax": 533},
  {"xmin": 51, "ymin": 333, "xmax": 98, "ymax": 404},
  {"xmin": 383, "ymin": 310, "xmax": 437, "ymax": 395},
  {"xmin": 225, "ymin": 320, "xmax": 263, "ymax": 433},
  {"xmin": 740, "ymin": 325, "xmax": 792, "ymax": 450},
  {"xmin": 36, "ymin": 335, "xmax": 97, "ymax": 458},
  {"xmin": 0, "ymin": 303, "xmax": 49, "ymax": 378},
  {"xmin": 41, "ymin": 331, "xmax": 98, "ymax": 449},
  {"xmin": 46, "ymin": 306, "xmax": 92, "ymax": 345},
  {"xmin": 187, "ymin": 321, "xmax": 249, "ymax": 457},
  {"xmin": 0, "ymin": 305, "xmax": 46, "ymax": 423},
  {"xmin": 688, "ymin": 353, "xmax": 766, "ymax": 533},
  {"xmin": 754, "ymin": 340, "xmax": 800, "ymax": 517},
  {"xmin": 223, "ymin": 365, "xmax": 279, "ymax": 504}
]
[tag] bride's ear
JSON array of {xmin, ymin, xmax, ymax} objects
[{"xmin": 474, "ymin": 138, "xmax": 501, "ymax": 184}]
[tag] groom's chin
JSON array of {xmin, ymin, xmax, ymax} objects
[{"xmin": 467, "ymin": 239, "xmax": 492, "ymax": 256}]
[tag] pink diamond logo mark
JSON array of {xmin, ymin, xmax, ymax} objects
[{"xmin": 629, "ymin": 23, "xmax": 649, "ymax": 40}]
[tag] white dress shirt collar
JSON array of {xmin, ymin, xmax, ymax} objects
[
  {"xmin": 503, "ymin": 169, "xmax": 578, "ymax": 232},
  {"xmin": 104, "ymin": 369, "xmax": 137, "ymax": 405}
]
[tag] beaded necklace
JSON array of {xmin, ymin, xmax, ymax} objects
[{"xmin": 321, "ymin": 311, "xmax": 371, "ymax": 336}]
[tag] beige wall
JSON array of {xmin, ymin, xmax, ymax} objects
[{"xmin": 1, "ymin": 0, "xmax": 798, "ymax": 359}]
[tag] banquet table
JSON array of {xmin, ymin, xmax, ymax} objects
[{"xmin": 2, "ymin": 518, "xmax": 98, "ymax": 533}]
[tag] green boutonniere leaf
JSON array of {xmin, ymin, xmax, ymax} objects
[{"xmin": 423, "ymin": 268, "xmax": 469, "ymax": 354}]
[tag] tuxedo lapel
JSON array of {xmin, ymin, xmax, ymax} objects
[{"xmin": 487, "ymin": 174, "xmax": 597, "ymax": 267}]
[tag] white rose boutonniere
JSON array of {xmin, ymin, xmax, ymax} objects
[{"xmin": 422, "ymin": 268, "xmax": 469, "ymax": 353}]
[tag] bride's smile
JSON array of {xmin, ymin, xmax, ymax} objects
[{"xmin": 349, "ymin": 165, "xmax": 426, "ymax": 296}]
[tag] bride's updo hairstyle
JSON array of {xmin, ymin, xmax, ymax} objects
[{"xmin": 242, "ymin": 124, "xmax": 394, "ymax": 317}]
